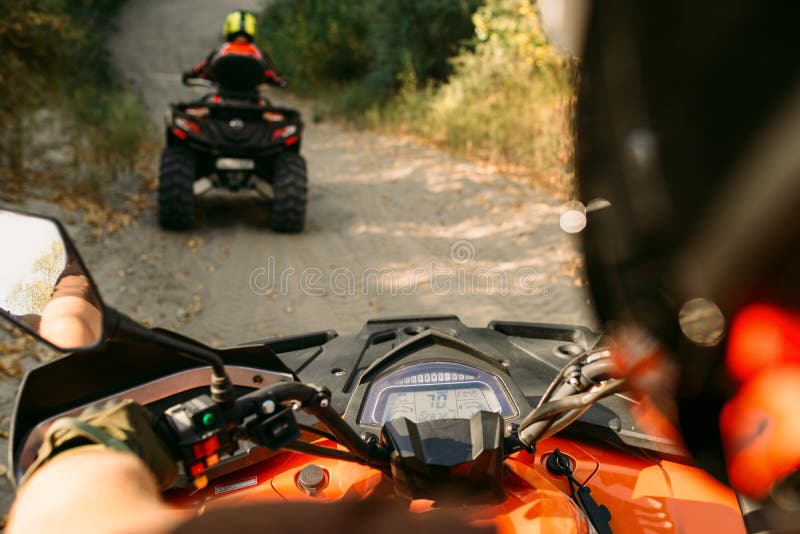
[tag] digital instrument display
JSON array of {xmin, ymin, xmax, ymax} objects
[
  {"xmin": 359, "ymin": 361, "xmax": 517, "ymax": 425},
  {"xmin": 381, "ymin": 385, "xmax": 496, "ymax": 423}
]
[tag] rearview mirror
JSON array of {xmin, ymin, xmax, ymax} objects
[{"xmin": 0, "ymin": 210, "xmax": 104, "ymax": 351}]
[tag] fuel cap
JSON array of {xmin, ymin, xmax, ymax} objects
[{"xmin": 296, "ymin": 464, "xmax": 328, "ymax": 496}]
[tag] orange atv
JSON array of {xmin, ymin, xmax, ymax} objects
[{"xmin": 1, "ymin": 209, "xmax": 747, "ymax": 534}]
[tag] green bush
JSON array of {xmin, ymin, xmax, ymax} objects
[
  {"xmin": 259, "ymin": 0, "xmax": 576, "ymax": 196},
  {"xmin": 260, "ymin": 0, "xmax": 480, "ymax": 109},
  {"xmin": 360, "ymin": 0, "xmax": 481, "ymax": 101},
  {"xmin": 0, "ymin": 0, "xmax": 124, "ymax": 117},
  {"xmin": 386, "ymin": 0, "xmax": 578, "ymax": 195},
  {"xmin": 260, "ymin": 0, "xmax": 372, "ymax": 88}
]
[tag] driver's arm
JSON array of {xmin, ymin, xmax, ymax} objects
[
  {"xmin": 8, "ymin": 449, "xmax": 179, "ymax": 534},
  {"xmin": 39, "ymin": 295, "xmax": 101, "ymax": 347},
  {"xmin": 186, "ymin": 48, "xmax": 218, "ymax": 80},
  {"xmin": 38, "ymin": 266, "xmax": 102, "ymax": 348},
  {"xmin": 8, "ymin": 400, "xmax": 181, "ymax": 534},
  {"xmin": 260, "ymin": 49, "xmax": 287, "ymax": 87}
]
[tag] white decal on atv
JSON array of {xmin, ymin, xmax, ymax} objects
[{"xmin": 214, "ymin": 476, "xmax": 258, "ymax": 495}]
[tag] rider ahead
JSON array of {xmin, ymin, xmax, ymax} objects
[{"xmin": 183, "ymin": 10, "xmax": 286, "ymax": 91}]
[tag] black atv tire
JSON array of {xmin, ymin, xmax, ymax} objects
[
  {"xmin": 270, "ymin": 152, "xmax": 307, "ymax": 233},
  {"xmin": 158, "ymin": 146, "xmax": 196, "ymax": 230}
]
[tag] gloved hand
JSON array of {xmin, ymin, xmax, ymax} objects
[
  {"xmin": 181, "ymin": 70, "xmax": 194, "ymax": 84},
  {"xmin": 265, "ymin": 69, "xmax": 287, "ymax": 88},
  {"xmin": 22, "ymin": 399, "xmax": 178, "ymax": 490}
]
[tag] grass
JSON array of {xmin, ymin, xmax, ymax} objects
[{"xmin": 376, "ymin": 62, "xmax": 576, "ymax": 198}]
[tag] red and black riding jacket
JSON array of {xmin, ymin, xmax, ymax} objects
[{"xmin": 190, "ymin": 42, "xmax": 285, "ymax": 86}]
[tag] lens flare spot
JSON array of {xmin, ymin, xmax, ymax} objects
[
  {"xmin": 679, "ymin": 298, "xmax": 726, "ymax": 347},
  {"xmin": 560, "ymin": 201, "xmax": 587, "ymax": 233}
]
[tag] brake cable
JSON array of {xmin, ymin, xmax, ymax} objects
[
  {"xmin": 283, "ymin": 440, "xmax": 367, "ymax": 464},
  {"xmin": 517, "ymin": 341, "xmax": 626, "ymax": 448},
  {"xmin": 296, "ymin": 423, "xmax": 341, "ymax": 444},
  {"xmin": 534, "ymin": 336, "xmax": 605, "ymax": 410}
]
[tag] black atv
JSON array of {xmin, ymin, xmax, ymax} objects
[{"xmin": 159, "ymin": 55, "xmax": 307, "ymax": 232}]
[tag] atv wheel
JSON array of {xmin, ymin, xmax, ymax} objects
[
  {"xmin": 270, "ymin": 152, "xmax": 307, "ymax": 233},
  {"xmin": 158, "ymin": 146, "xmax": 196, "ymax": 230}
]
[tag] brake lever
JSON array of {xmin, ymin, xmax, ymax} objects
[{"xmin": 243, "ymin": 402, "xmax": 300, "ymax": 450}]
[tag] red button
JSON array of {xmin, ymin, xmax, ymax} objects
[
  {"xmin": 192, "ymin": 435, "xmax": 221, "ymax": 459},
  {"xmin": 190, "ymin": 462, "xmax": 205, "ymax": 477}
]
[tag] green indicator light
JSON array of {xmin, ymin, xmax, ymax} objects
[{"xmin": 202, "ymin": 412, "xmax": 216, "ymax": 427}]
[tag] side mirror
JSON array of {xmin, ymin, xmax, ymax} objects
[{"xmin": 0, "ymin": 209, "xmax": 105, "ymax": 351}]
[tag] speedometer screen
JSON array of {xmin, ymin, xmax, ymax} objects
[
  {"xmin": 382, "ymin": 385, "xmax": 496, "ymax": 422},
  {"xmin": 359, "ymin": 361, "xmax": 517, "ymax": 425}
]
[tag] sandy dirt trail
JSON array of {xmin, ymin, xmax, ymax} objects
[
  {"xmin": 108, "ymin": 0, "xmax": 596, "ymax": 344},
  {"xmin": 0, "ymin": 0, "xmax": 595, "ymax": 516}
]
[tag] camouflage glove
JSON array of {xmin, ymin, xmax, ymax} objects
[{"xmin": 22, "ymin": 399, "xmax": 178, "ymax": 490}]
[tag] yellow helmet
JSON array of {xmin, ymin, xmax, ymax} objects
[{"xmin": 223, "ymin": 10, "xmax": 257, "ymax": 42}]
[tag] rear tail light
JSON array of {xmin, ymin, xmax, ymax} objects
[
  {"xmin": 263, "ymin": 111, "xmax": 285, "ymax": 122},
  {"xmin": 185, "ymin": 107, "xmax": 210, "ymax": 118},
  {"xmin": 175, "ymin": 116, "xmax": 202, "ymax": 135},
  {"xmin": 270, "ymin": 124, "xmax": 297, "ymax": 141}
]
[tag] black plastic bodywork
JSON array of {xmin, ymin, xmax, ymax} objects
[
  {"xmin": 382, "ymin": 410, "xmax": 505, "ymax": 501},
  {"xmin": 341, "ymin": 329, "xmax": 528, "ymax": 430},
  {"xmin": 166, "ymin": 99, "xmax": 303, "ymax": 186},
  {"xmin": 168, "ymin": 101, "xmax": 302, "ymax": 154}
]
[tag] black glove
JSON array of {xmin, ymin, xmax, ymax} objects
[
  {"xmin": 265, "ymin": 69, "xmax": 287, "ymax": 88},
  {"xmin": 181, "ymin": 70, "xmax": 194, "ymax": 83}
]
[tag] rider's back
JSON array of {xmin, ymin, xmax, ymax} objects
[{"xmin": 210, "ymin": 43, "xmax": 267, "ymax": 92}]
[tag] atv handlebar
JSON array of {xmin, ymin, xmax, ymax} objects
[
  {"xmin": 158, "ymin": 349, "xmax": 623, "ymax": 489},
  {"xmin": 181, "ymin": 75, "xmax": 286, "ymax": 90},
  {"xmin": 234, "ymin": 382, "xmax": 389, "ymax": 464},
  {"xmin": 182, "ymin": 76, "xmax": 215, "ymax": 88}
]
